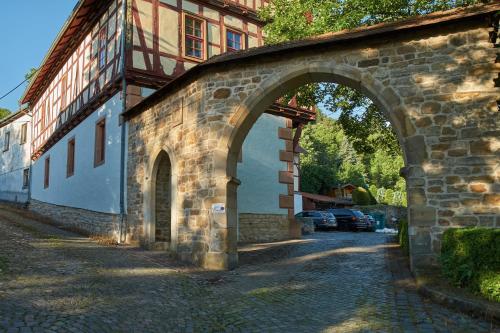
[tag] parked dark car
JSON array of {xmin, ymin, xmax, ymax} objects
[
  {"xmin": 295, "ymin": 211, "xmax": 337, "ymax": 230},
  {"xmin": 327, "ymin": 209, "xmax": 369, "ymax": 231}
]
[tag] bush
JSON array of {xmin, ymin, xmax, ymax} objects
[
  {"xmin": 352, "ymin": 187, "xmax": 371, "ymax": 205},
  {"xmin": 398, "ymin": 219, "xmax": 409, "ymax": 256},
  {"xmin": 441, "ymin": 228, "xmax": 500, "ymax": 302}
]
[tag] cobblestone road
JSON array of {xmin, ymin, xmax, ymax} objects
[{"xmin": 0, "ymin": 205, "xmax": 498, "ymax": 333}]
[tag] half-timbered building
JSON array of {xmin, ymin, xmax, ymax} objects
[{"xmin": 14, "ymin": 0, "xmax": 314, "ymax": 244}]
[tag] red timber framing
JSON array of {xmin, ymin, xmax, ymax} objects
[
  {"xmin": 127, "ymin": 0, "xmax": 267, "ymax": 88},
  {"xmin": 27, "ymin": 0, "xmax": 124, "ymax": 160},
  {"xmin": 128, "ymin": 0, "xmax": 312, "ymax": 125}
]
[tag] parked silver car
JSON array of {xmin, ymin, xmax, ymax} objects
[{"xmin": 295, "ymin": 210, "xmax": 337, "ymax": 230}]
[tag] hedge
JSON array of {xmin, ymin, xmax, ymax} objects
[
  {"xmin": 398, "ymin": 219, "xmax": 409, "ymax": 256},
  {"xmin": 441, "ymin": 228, "xmax": 500, "ymax": 302},
  {"xmin": 352, "ymin": 187, "xmax": 371, "ymax": 206}
]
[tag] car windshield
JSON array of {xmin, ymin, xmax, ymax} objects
[
  {"xmin": 330, "ymin": 209, "xmax": 349, "ymax": 214},
  {"xmin": 321, "ymin": 212, "xmax": 334, "ymax": 218},
  {"xmin": 353, "ymin": 210, "xmax": 365, "ymax": 218}
]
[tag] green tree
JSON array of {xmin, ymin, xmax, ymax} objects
[
  {"xmin": 300, "ymin": 110, "xmax": 388, "ymax": 193},
  {"xmin": 0, "ymin": 108, "xmax": 11, "ymax": 120},
  {"xmin": 299, "ymin": 111, "xmax": 343, "ymax": 193},
  {"xmin": 369, "ymin": 184, "xmax": 378, "ymax": 199},
  {"xmin": 260, "ymin": 0, "xmax": 484, "ymax": 155},
  {"xmin": 337, "ymin": 134, "xmax": 367, "ymax": 186},
  {"xmin": 384, "ymin": 189, "xmax": 395, "ymax": 205},
  {"xmin": 368, "ymin": 150, "xmax": 404, "ymax": 189},
  {"xmin": 376, "ymin": 187, "xmax": 386, "ymax": 203}
]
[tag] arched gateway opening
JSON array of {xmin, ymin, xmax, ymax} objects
[{"xmin": 224, "ymin": 65, "xmax": 416, "ymax": 269}]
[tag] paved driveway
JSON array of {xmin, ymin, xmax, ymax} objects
[{"xmin": 0, "ymin": 205, "xmax": 497, "ymax": 333}]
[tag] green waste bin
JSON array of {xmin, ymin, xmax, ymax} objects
[{"xmin": 371, "ymin": 212, "xmax": 385, "ymax": 230}]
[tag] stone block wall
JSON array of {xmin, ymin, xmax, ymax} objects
[
  {"xmin": 238, "ymin": 213, "xmax": 290, "ymax": 243},
  {"xmin": 29, "ymin": 200, "xmax": 121, "ymax": 239}
]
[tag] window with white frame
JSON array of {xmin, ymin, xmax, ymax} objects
[{"xmin": 184, "ymin": 14, "xmax": 205, "ymax": 60}]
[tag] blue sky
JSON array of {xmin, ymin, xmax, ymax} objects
[{"xmin": 0, "ymin": 1, "xmax": 76, "ymax": 112}]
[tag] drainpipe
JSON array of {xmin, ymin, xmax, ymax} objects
[
  {"xmin": 118, "ymin": 0, "xmax": 128, "ymax": 244},
  {"xmin": 26, "ymin": 109, "xmax": 33, "ymax": 207}
]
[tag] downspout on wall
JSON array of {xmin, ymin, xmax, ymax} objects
[
  {"xmin": 118, "ymin": 0, "xmax": 128, "ymax": 243},
  {"xmin": 26, "ymin": 108, "xmax": 33, "ymax": 207}
]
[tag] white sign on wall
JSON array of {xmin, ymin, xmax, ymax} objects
[{"xmin": 212, "ymin": 203, "xmax": 226, "ymax": 214}]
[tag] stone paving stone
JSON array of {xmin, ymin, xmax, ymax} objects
[{"xmin": 0, "ymin": 209, "xmax": 498, "ymax": 332}]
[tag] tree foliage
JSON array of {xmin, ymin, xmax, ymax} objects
[
  {"xmin": 368, "ymin": 150, "xmax": 404, "ymax": 188},
  {"xmin": 299, "ymin": 112, "xmax": 342, "ymax": 194},
  {"xmin": 0, "ymin": 108, "xmax": 11, "ymax": 120},
  {"xmin": 300, "ymin": 112, "xmax": 407, "ymax": 206},
  {"xmin": 299, "ymin": 111, "xmax": 375, "ymax": 193},
  {"xmin": 260, "ymin": 0, "xmax": 484, "ymax": 155}
]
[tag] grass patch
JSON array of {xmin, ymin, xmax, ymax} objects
[{"xmin": 441, "ymin": 227, "xmax": 500, "ymax": 302}]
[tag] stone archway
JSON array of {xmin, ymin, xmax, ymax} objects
[
  {"xmin": 125, "ymin": 5, "xmax": 499, "ymax": 271},
  {"xmin": 142, "ymin": 148, "xmax": 179, "ymax": 252}
]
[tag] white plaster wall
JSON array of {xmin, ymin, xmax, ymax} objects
[
  {"xmin": 294, "ymin": 193, "xmax": 303, "ymax": 214},
  {"xmin": 237, "ymin": 113, "xmax": 288, "ymax": 215},
  {"xmin": 31, "ymin": 94, "xmax": 124, "ymax": 213},
  {"xmin": 0, "ymin": 114, "xmax": 32, "ymax": 203}
]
